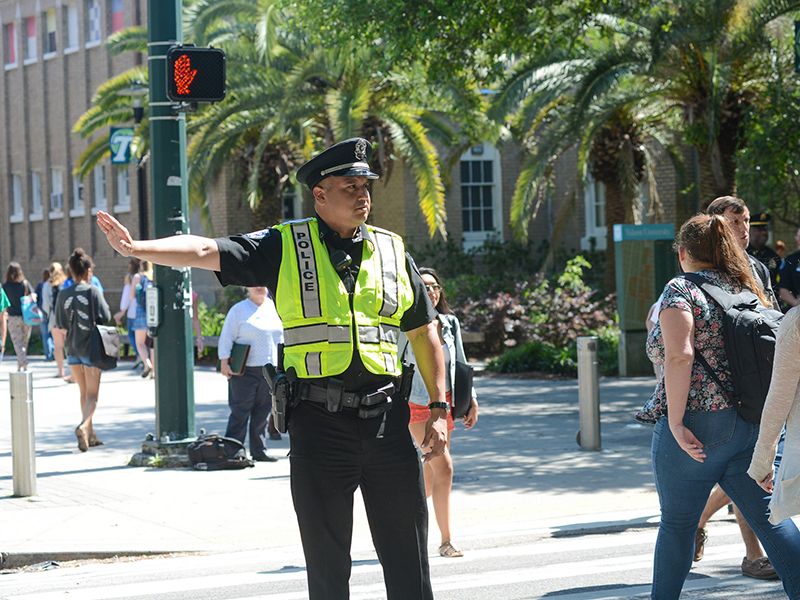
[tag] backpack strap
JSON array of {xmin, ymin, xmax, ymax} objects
[
  {"xmin": 680, "ymin": 273, "xmax": 759, "ymax": 311},
  {"xmin": 692, "ymin": 350, "xmax": 732, "ymax": 403}
]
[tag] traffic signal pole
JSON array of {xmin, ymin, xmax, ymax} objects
[{"xmin": 147, "ymin": 0, "xmax": 195, "ymax": 441}]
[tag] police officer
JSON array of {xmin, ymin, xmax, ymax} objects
[
  {"xmin": 746, "ymin": 211, "xmax": 780, "ymax": 289},
  {"xmin": 96, "ymin": 137, "xmax": 448, "ymax": 600},
  {"xmin": 777, "ymin": 227, "xmax": 800, "ymax": 309}
]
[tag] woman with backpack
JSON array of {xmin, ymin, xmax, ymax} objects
[
  {"xmin": 54, "ymin": 249, "xmax": 111, "ymax": 452},
  {"xmin": 129, "ymin": 260, "xmax": 154, "ymax": 378},
  {"xmin": 646, "ymin": 214, "xmax": 800, "ymax": 599},
  {"xmin": 2, "ymin": 262, "xmax": 35, "ymax": 371}
]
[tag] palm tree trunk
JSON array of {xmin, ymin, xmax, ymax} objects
[{"xmin": 604, "ymin": 179, "xmax": 626, "ymax": 292}]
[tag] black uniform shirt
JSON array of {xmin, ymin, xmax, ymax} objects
[
  {"xmin": 778, "ymin": 250, "xmax": 800, "ymax": 298},
  {"xmin": 214, "ymin": 215, "xmax": 437, "ymax": 392},
  {"xmin": 747, "ymin": 244, "xmax": 780, "ymax": 288}
]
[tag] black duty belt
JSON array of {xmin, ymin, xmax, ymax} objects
[{"xmin": 297, "ymin": 379, "xmax": 397, "ymax": 418}]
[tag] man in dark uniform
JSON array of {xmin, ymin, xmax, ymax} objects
[
  {"xmin": 747, "ymin": 211, "xmax": 780, "ymax": 290},
  {"xmin": 96, "ymin": 138, "xmax": 449, "ymax": 600},
  {"xmin": 777, "ymin": 227, "xmax": 800, "ymax": 309}
]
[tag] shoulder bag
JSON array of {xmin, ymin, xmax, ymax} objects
[{"xmin": 87, "ymin": 288, "xmax": 119, "ymax": 370}]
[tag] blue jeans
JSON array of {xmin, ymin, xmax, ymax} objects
[{"xmin": 651, "ymin": 408, "xmax": 800, "ymax": 599}]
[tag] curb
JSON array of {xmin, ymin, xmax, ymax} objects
[{"xmin": 0, "ymin": 550, "xmax": 201, "ymax": 571}]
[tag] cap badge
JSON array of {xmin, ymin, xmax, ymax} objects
[{"xmin": 354, "ymin": 139, "xmax": 368, "ymax": 162}]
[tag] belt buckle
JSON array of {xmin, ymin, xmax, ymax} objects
[{"xmin": 326, "ymin": 379, "xmax": 344, "ymax": 413}]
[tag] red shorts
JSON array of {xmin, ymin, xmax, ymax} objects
[{"xmin": 408, "ymin": 390, "xmax": 456, "ymax": 431}]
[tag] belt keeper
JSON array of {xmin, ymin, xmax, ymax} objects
[{"xmin": 326, "ymin": 379, "xmax": 344, "ymax": 413}]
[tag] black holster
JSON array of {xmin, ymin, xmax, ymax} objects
[{"xmin": 264, "ymin": 364, "xmax": 296, "ymax": 433}]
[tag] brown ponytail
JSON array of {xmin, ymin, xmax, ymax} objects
[{"xmin": 675, "ymin": 214, "xmax": 769, "ymax": 306}]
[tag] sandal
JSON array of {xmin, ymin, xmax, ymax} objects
[
  {"xmin": 438, "ymin": 542, "xmax": 464, "ymax": 558},
  {"xmin": 693, "ymin": 527, "xmax": 708, "ymax": 562},
  {"xmin": 75, "ymin": 427, "xmax": 89, "ymax": 452}
]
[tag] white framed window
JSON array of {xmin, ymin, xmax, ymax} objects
[
  {"xmin": 85, "ymin": 0, "xmax": 101, "ymax": 45},
  {"xmin": 92, "ymin": 164, "xmax": 106, "ymax": 212},
  {"xmin": 10, "ymin": 174, "xmax": 24, "ymax": 222},
  {"xmin": 64, "ymin": 3, "xmax": 79, "ymax": 52},
  {"xmin": 114, "ymin": 167, "xmax": 130, "ymax": 212},
  {"xmin": 50, "ymin": 169, "xmax": 64, "ymax": 217},
  {"xmin": 70, "ymin": 174, "xmax": 85, "ymax": 216},
  {"xmin": 43, "ymin": 9, "xmax": 57, "ymax": 56},
  {"xmin": 3, "ymin": 22, "xmax": 17, "ymax": 67},
  {"xmin": 459, "ymin": 143, "xmax": 503, "ymax": 250},
  {"xmin": 110, "ymin": 0, "xmax": 124, "ymax": 33},
  {"xmin": 23, "ymin": 16, "xmax": 36, "ymax": 62},
  {"xmin": 580, "ymin": 172, "xmax": 607, "ymax": 251},
  {"xmin": 30, "ymin": 171, "xmax": 43, "ymax": 219}
]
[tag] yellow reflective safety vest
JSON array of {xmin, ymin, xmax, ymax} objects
[{"xmin": 274, "ymin": 218, "xmax": 414, "ymax": 379}]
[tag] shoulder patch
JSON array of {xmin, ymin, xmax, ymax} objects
[{"xmin": 244, "ymin": 228, "xmax": 272, "ymax": 241}]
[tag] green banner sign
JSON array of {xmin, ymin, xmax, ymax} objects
[{"xmin": 109, "ymin": 127, "xmax": 135, "ymax": 164}]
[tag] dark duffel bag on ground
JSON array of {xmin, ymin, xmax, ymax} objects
[{"xmin": 187, "ymin": 434, "xmax": 254, "ymax": 471}]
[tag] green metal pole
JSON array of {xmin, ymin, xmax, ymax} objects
[{"xmin": 147, "ymin": 0, "xmax": 195, "ymax": 441}]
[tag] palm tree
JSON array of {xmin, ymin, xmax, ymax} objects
[{"xmin": 75, "ymin": 0, "xmax": 466, "ymax": 237}]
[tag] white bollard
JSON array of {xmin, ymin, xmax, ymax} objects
[
  {"xmin": 9, "ymin": 372, "xmax": 37, "ymax": 497},
  {"xmin": 577, "ymin": 336, "xmax": 601, "ymax": 451}
]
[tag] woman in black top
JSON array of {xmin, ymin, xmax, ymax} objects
[
  {"xmin": 2, "ymin": 262, "xmax": 35, "ymax": 371},
  {"xmin": 55, "ymin": 249, "xmax": 111, "ymax": 452}
]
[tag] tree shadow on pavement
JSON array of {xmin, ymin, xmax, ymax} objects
[{"xmin": 450, "ymin": 376, "xmax": 657, "ymax": 496}]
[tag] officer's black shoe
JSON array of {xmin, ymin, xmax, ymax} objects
[{"xmin": 252, "ymin": 453, "xmax": 278, "ymax": 462}]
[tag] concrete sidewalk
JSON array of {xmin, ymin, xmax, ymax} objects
[{"xmin": 0, "ymin": 357, "xmax": 660, "ymax": 568}]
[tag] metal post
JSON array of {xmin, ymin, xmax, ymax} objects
[
  {"xmin": 148, "ymin": 0, "xmax": 195, "ymax": 441},
  {"xmin": 9, "ymin": 372, "xmax": 36, "ymax": 497},
  {"xmin": 577, "ymin": 336, "xmax": 601, "ymax": 451}
]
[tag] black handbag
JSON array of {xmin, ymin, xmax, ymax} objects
[
  {"xmin": 452, "ymin": 360, "xmax": 473, "ymax": 419},
  {"xmin": 87, "ymin": 289, "xmax": 119, "ymax": 371}
]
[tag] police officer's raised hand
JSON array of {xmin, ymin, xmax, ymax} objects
[
  {"xmin": 421, "ymin": 407, "xmax": 448, "ymax": 461},
  {"xmin": 96, "ymin": 211, "xmax": 135, "ymax": 257}
]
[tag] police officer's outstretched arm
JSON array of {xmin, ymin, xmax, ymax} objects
[
  {"xmin": 406, "ymin": 319, "xmax": 449, "ymax": 460},
  {"xmin": 96, "ymin": 210, "xmax": 221, "ymax": 272}
]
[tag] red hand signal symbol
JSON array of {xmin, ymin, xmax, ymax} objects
[{"xmin": 173, "ymin": 54, "xmax": 198, "ymax": 96}]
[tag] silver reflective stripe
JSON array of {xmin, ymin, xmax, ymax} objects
[
  {"xmin": 285, "ymin": 324, "xmax": 350, "ymax": 346},
  {"xmin": 319, "ymin": 161, "xmax": 371, "ymax": 176},
  {"xmin": 358, "ymin": 324, "xmax": 400, "ymax": 345},
  {"xmin": 383, "ymin": 353, "xmax": 395, "ymax": 372},
  {"xmin": 292, "ymin": 222, "xmax": 321, "ymax": 318},
  {"xmin": 374, "ymin": 232, "xmax": 399, "ymax": 317},
  {"xmin": 381, "ymin": 324, "xmax": 400, "ymax": 344},
  {"xmin": 359, "ymin": 326, "xmax": 380, "ymax": 344},
  {"xmin": 306, "ymin": 352, "xmax": 322, "ymax": 376}
]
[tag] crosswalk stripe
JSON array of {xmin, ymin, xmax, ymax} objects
[{"xmin": 3, "ymin": 543, "xmax": 749, "ymax": 600}]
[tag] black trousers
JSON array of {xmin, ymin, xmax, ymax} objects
[
  {"xmin": 289, "ymin": 397, "xmax": 433, "ymax": 600},
  {"xmin": 225, "ymin": 367, "xmax": 271, "ymax": 456}
]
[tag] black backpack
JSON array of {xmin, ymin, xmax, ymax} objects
[
  {"xmin": 682, "ymin": 273, "xmax": 783, "ymax": 424},
  {"xmin": 187, "ymin": 434, "xmax": 254, "ymax": 470}
]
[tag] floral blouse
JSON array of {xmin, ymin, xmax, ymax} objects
[{"xmin": 637, "ymin": 270, "xmax": 736, "ymax": 422}]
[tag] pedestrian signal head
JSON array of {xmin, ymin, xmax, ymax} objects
[{"xmin": 166, "ymin": 46, "xmax": 226, "ymax": 103}]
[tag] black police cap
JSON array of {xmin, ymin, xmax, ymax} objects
[
  {"xmin": 751, "ymin": 211, "xmax": 770, "ymax": 227},
  {"xmin": 296, "ymin": 137, "xmax": 379, "ymax": 190}
]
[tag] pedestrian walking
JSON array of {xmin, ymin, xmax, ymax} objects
[
  {"xmin": 35, "ymin": 269, "xmax": 55, "ymax": 361},
  {"xmin": 0, "ymin": 286, "xmax": 9, "ymax": 363},
  {"xmin": 748, "ymin": 305, "xmax": 800, "ymax": 523},
  {"xmin": 218, "ymin": 287, "xmax": 283, "ymax": 462},
  {"xmin": 96, "ymin": 137, "xmax": 449, "ymax": 600},
  {"xmin": 688, "ymin": 196, "xmax": 780, "ymax": 579},
  {"xmin": 646, "ymin": 214, "xmax": 800, "ymax": 599},
  {"xmin": 44, "ymin": 262, "xmax": 69, "ymax": 380},
  {"xmin": 2, "ymin": 262, "xmax": 35, "ymax": 371},
  {"xmin": 401, "ymin": 267, "xmax": 478, "ymax": 559},
  {"xmin": 129, "ymin": 261, "xmax": 154, "ymax": 378},
  {"xmin": 54, "ymin": 248, "xmax": 112, "ymax": 452},
  {"xmin": 114, "ymin": 258, "xmax": 142, "ymax": 370}
]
